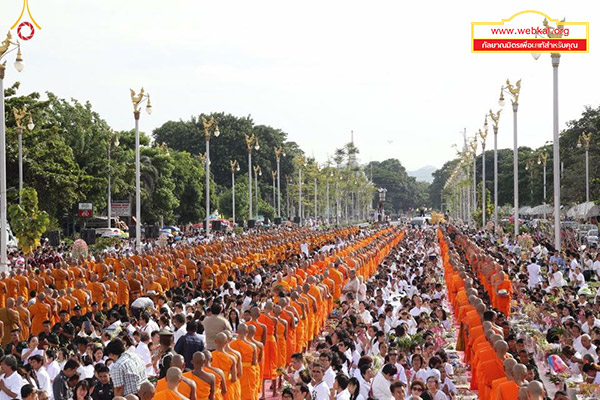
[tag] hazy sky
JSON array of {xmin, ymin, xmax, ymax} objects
[{"xmin": 3, "ymin": 0, "xmax": 597, "ymax": 171}]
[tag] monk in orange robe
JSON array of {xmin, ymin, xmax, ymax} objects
[
  {"xmin": 29, "ymin": 293, "xmax": 52, "ymax": 336},
  {"xmin": 203, "ymin": 350, "xmax": 227, "ymax": 400},
  {"xmin": 257, "ymin": 304, "xmax": 278, "ymax": 389},
  {"xmin": 212, "ymin": 333, "xmax": 238, "ymax": 400},
  {"xmin": 184, "ymin": 352, "xmax": 215, "ymax": 400},
  {"xmin": 15, "ymin": 297, "xmax": 31, "ymax": 341},
  {"xmin": 230, "ymin": 324, "xmax": 259, "ymax": 400},
  {"xmin": 155, "ymin": 366, "xmax": 191, "ymax": 400}
]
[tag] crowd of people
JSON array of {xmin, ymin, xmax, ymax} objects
[
  {"xmin": 5, "ymin": 216, "xmax": 593, "ymax": 400},
  {"xmin": 0, "ymin": 223, "xmax": 449, "ymax": 400}
]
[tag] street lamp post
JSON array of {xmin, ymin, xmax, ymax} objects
[
  {"xmin": 230, "ymin": 160, "xmax": 239, "ymax": 225},
  {"xmin": 107, "ymin": 133, "xmax": 119, "ymax": 229},
  {"xmin": 274, "ymin": 147, "xmax": 284, "ymax": 218},
  {"xmin": 271, "ymin": 170, "xmax": 277, "ymax": 215},
  {"xmin": 244, "ymin": 134, "xmax": 259, "ymax": 224},
  {"xmin": 469, "ymin": 137, "xmax": 478, "ymax": 224},
  {"xmin": 578, "ymin": 132, "xmax": 591, "ymax": 203},
  {"xmin": 525, "ymin": 159, "xmax": 534, "ymax": 202},
  {"xmin": 499, "ymin": 79, "xmax": 521, "ymax": 236},
  {"xmin": 377, "ymin": 188, "xmax": 387, "ymax": 222},
  {"xmin": 253, "ymin": 165, "xmax": 262, "ymax": 220},
  {"xmin": 12, "ymin": 107, "xmax": 33, "ymax": 203},
  {"xmin": 479, "ymin": 119, "xmax": 489, "ymax": 227},
  {"xmin": 489, "ymin": 109, "xmax": 502, "ymax": 228},
  {"xmin": 533, "ymin": 18, "xmax": 564, "ymax": 250},
  {"xmin": 326, "ymin": 171, "xmax": 332, "ymax": 223},
  {"xmin": 202, "ymin": 117, "xmax": 220, "ymax": 237},
  {"xmin": 0, "ymin": 33, "xmax": 24, "ymax": 271},
  {"xmin": 130, "ymin": 88, "xmax": 152, "ymax": 251}
]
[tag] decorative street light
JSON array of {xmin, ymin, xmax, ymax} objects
[
  {"xmin": 271, "ymin": 170, "xmax": 277, "ymax": 215},
  {"xmin": 479, "ymin": 118, "xmax": 489, "ymax": 227},
  {"xmin": 229, "ymin": 160, "xmax": 240, "ymax": 225},
  {"xmin": 0, "ymin": 32, "xmax": 24, "ymax": 271},
  {"xmin": 578, "ymin": 132, "xmax": 591, "ymax": 203},
  {"xmin": 244, "ymin": 134, "xmax": 259, "ymax": 224},
  {"xmin": 253, "ymin": 165, "xmax": 262, "ymax": 220},
  {"xmin": 538, "ymin": 152, "xmax": 548, "ymax": 204},
  {"xmin": 296, "ymin": 156, "xmax": 306, "ymax": 224},
  {"xmin": 488, "ymin": 109, "xmax": 502, "ymax": 228},
  {"xmin": 129, "ymin": 88, "xmax": 152, "ymax": 251},
  {"xmin": 12, "ymin": 105, "xmax": 34, "ymax": 203},
  {"xmin": 377, "ymin": 188, "xmax": 387, "ymax": 222},
  {"xmin": 274, "ymin": 146, "xmax": 284, "ymax": 218},
  {"xmin": 107, "ymin": 132, "xmax": 119, "ymax": 229},
  {"xmin": 499, "ymin": 79, "xmax": 521, "ymax": 236},
  {"xmin": 532, "ymin": 17, "xmax": 564, "ymax": 250},
  {"xmin": 525, "ymin": 158, "xmax": 535, "ymax": 203},
  {"xmin": 201, "ymin": 117, "xmax": 220, "ymax": 237},
  {"xmin": 469, "ymin": 136, "xmax": 478, "ymax": 222}
]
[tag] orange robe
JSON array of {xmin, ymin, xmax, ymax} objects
[
  {"xmin": 230, "ymin": 339, "xmax": 259, "ymax": 400},
  {"xmin": 29, "ymin": 301, "xmax": 52, "ymax": 336},
  {"xmin": 155, "ymin": 378, "xmax": 192, "ymax": 399},
  {"xmin": 183, "ymin": 371, "xmax": 212, "ymax": 400},
  {"xmin": 203, "ymin": 367, "xmax": 224, "ymax": 400},
  {"xmin": 497, "ymin": 380, "xmax": 520, "ymax": 400},
  {"xmin": 154, "ymin": 388, "xmax": 188, "ymax": 400},
  {"xmin": 212, "ymin": 350, "xmax": 237, "ymax": 400},
  {"xmin": 257, "ymin": 314, "xmax": 277, "ymax": 380}
]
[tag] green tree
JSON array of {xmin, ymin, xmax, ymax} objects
[{"xmin": 8, "ymin": 188, "xmax": 50, "ymax": 254}]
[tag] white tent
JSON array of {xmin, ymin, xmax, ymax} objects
[{"xmin": 566, "ymin": 202, "xmax": 600, "ymax": 219}]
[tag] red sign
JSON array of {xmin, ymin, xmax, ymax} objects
[
  {"xmin": 78, "ymin": 210, "xmax": 92, "ymax": 218},
  {"xmin": 78, "ymin": 203, "xmax": 93, "ymax": 218}
]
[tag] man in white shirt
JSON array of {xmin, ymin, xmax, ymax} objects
[
  {"xmin": 319, "ymin": 353, "xmax": 336, "ymax": 389},
  {"xmin": 29, "ymin": 355, "xmax": 52, "ymax": 399},
  {"xmin": 526, "ymin": 258, "xmax": 542, "ymax": 289},
  {"xmin": 582, "ymin": 312, "xmax": 600, "ymax": 334},
  {"xmin": 578, "ymin": 335, "xmax": 598, "ymax": 361},
  {"xmin": 134, "ymin": 332, "xmax": 155, "ymax": 378},
  {"xmin": 409, "ymin": 296, "xmax": 430, "ymax": 317},
  {"xmin": 593, "ymin": 254, "xmax": 600, "ymax": 280},
  {"xmin": 172, "ymin": 314, "xmax": 187, "ymax": 345},
  {"xmin": 0, "ymin": 355, "xmax": 24, "ymax": 400},
  {"xmin": 308, "ymin": 363, "xmax": 330, "ymax": 400}
]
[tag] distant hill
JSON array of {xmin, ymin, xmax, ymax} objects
[{"xmin": 408, "ymin": 165, "xmax": 437, "ymax": 183}]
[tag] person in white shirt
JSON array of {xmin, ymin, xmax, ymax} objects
[
  {"xmin": 319, "ymin": 352, "xmax": 336, "ymax": 389},
  {"xmin": 0, "ymin": 355, "xmax": 25, "ymax": 400},
  {"xmin": 409, "ymin": 296, "xmax": 430, "ymax": 317},
  {"xmin": 29, "ymin": 355, "xmax": 53, "ymax": 399},
  {"xmin": 358, "ymin": 302, "xmax": 373, "ymax": 325},
  {"xmin": 172, "ymin": 314, "xmax": 187, "ymax": 345},
  {"xmin": 593, "ymin": 254, "xmax": 600, "ymax": 280},
  {"xmin": 526, "ymin": 259, "xmax": 543, "ymax": 289},
  {"xmin": 45, "ymin": 351, "xmax": 61, "ymax": 383},
  {"xmin": 582, "ymin": 312, "xmax": 600, "ymax": 334},
  {"xmin": 330, "ymin": 375, "xmax": 351, "ymax": 400},
  {"xmin": 21, "ymin": 337, "xmax": 44, "ymax": 366},
  {"xmin": 134, "ymin": 332, "xmax": 155, "ymax": 378},
  {"xmin": 578, "ymin": 335, "xmax": 598, "ymax": 362},
  {"xmin": 573, "ymin": 267, "xmax": 586, "ymax": 289},
  {"xmin": 308, "ymin": 363, "xmax": 330, "ymax": 400},
  {"xmin": 371, "ymin": 364, "xmax": 397, "ymax": 400},
  {"xmin": 426, "ymin": 374, "xmax": 449, "ymax": 400}
]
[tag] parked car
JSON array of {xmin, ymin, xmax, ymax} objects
[
  {"xmin": 100, "ymin": 228, "xmax": 128, "ymax": 239},
  {"xmin": 586, "ymin": 229, "xmax": 599, "ymax": 245}
]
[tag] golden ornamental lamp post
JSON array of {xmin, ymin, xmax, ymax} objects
[
  {"xmin": 201, "ymin": 117, "xmax": 219, "ymax": 237},
  {"xmin": 130, "ymin": 88, "xmax": 152, "ymax": 250},
  {"xmin": 229, "ymin": 160, "xmax": 240, "ymax": 225},
  {"xmin": 253, "ymin": 165, "xmax": 262, "ymax": 220},
  {"xmin": 12, "ymin": 105, "xmax": 34, "ymax": 203},
  {"xmin": 479, "ymin": 118, "xmax": 489, "ymax": 226},
  {"xmin": 469, "ymin": 136, "xmax": 478, "ymax": 224},
  {"xmin": 245, "ymin": 134, "xmax": 258, "ymax": 225},
  {"xmin": 499, "ymin": 79, "xmax": 521, "ymax": 236},
  {"xmin": 489, "ymin": 109, "xmax": 502, "ymax": 227},
  {"xmin": 578, "ymin": 132, "xmax": 592, "ymax": 203},
  {"xmin": 107, "ymin": 132, "xmax": 119, "ymax": 229},
  {"xmin": 532, "ymin": 17, "xmax": 565, "ymax": 250},
  {"xmin": 274, "ymin": 146, "xmax": 284, "ymax": 219}
]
